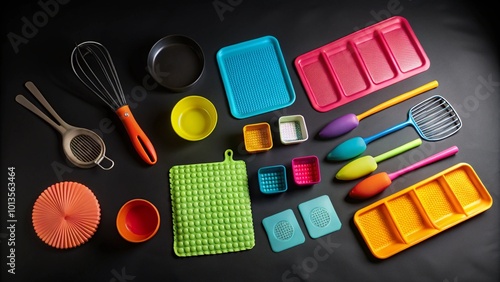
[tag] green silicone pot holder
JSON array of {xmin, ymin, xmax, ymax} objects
[
  {"xmin": 298, "ymin": 195, "xmax": 341, "ymax": 239},
  {"xmin": 169, "ymin": 149, "xmax": 255, "ymax": 257},
  {"xmin": 262, "ymin": 209, "xmax": 305, "ymax": 252}
]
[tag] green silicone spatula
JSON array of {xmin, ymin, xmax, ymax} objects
[{"xmin": 335, "ymin": 138, "xmax": 422, "ymax": 180}]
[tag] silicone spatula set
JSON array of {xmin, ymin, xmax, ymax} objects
[
  {"xmin": 326, "ymin": 94, "xmax": 462, "ymax": 161},
  {"xmin": 322, "ymin": 81, "xmax": 463, "ymax": 199}
]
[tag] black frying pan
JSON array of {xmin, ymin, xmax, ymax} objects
[{"xmin": 147, "ymin": 35, "xmax": 204, "ymax": 92}]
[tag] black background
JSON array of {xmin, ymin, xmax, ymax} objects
[{"xmin": 1, "ymin": 0, "xmax": 499, "ymax": 281}]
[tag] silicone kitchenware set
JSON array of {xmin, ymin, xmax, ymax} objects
[
  {"xmin": 19, "ymin": 16, "xmax": 492, "ymax": 260},
  {"xmin": 327, "ymin": 95, "xmax": 462, "ymax": 161}
]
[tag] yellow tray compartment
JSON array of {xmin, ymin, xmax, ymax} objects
[
  {"xmin": 354, "ymin": 163, "xmax": 492, "ymax": 259},
  {"xmin": 386, "ymin": 191, "xmax": 436, "ymax": 244},
  {"xmin": 354, "ymin": 204, "xmax": 405, "ymax": 256}
]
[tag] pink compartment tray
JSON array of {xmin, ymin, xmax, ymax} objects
[{"xmin": 295, "ymin": 16, "xmax": 430, "ymax": 112}]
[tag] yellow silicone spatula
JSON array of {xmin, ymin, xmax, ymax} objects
[{"xmin": 336, "ymin": 138, "xmax": 422, "ymax": 180}]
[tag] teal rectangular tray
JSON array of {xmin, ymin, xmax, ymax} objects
[{"xmin": 216, "ymin": 36, "xmax": 296, "ymax": 119}]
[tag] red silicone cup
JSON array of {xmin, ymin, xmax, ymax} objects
[{"xmin": 116, "ymin": 199, "xmax": 160, "ymax": 243}]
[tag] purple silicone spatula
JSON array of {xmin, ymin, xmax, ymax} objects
[{"xmin": 318, "ymin": 80, "xmax": 438, "ymax": 139}]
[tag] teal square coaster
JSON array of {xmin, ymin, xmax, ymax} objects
[
  {"xmin": 298, "ymin": 195, "xmax": 341, "ymax": 239},
  {"xmin": 262, "ymin": 209, "xmax": 305, "ymax": 252}
]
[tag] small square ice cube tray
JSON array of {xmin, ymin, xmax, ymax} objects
[
  {"xmin": 291, "ymin": 155, "xmax": 321, "ymax": 186},
  {"xmin": 279, "ymin": 115, "xmax": 308, "ymax": 145},
  {"xmin": 243, "ymin": 122, "xmax": 273, "ymax": 153},
  {"xmin": 258, "ymin": 165, "xmax": 288, "ymax": 194}
]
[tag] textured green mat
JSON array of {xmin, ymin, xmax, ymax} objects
[{"xmin": 169, "ymin": 149, "xmax": 255, "ymax": 257}]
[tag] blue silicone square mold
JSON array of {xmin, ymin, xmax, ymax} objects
[
  {"xmin": 262, "ymin": 209, "xmax": 305, "ymax": 252},
  {"xmin": 258, "ymin": 165, "xmax": 288, "ymax": 194},
  {"xmin": 298, "ymin": 195, "xmax": 341, "ymax": 239}
]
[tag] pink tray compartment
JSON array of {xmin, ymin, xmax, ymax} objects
[{"xmin": 295, "ymin": 16, "xmax": 430, "ymax": 112}]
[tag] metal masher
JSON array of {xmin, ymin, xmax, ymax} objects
[
  {"xmin": 71, "ymin": 41, "xmax": 157, "ymax": 165},
  {"xmin": 327, "ymin": 95, "xmax": 463, "ymax": 161},
  {"xmin": 370, "ymin": 95, "xmax": 462, "ymax": 141},
  {"xmin": 16, "ymin": 81, "xmax": 114, "ymax": 170}
]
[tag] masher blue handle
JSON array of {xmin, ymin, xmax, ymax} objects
[{"xmin": 364, "ymin": 118, "xmax": 414, "ymax": 144}]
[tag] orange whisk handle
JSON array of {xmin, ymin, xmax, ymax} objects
[{"xmin": 116, "ymin": 105, "xmax": 157, "ymax": 165}]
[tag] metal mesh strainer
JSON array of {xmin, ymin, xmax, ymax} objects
[
  {"xmin": 310, "ymin": 207, "xmax": 331, "ymax": 228},
  {"xmin": 273, "ymin": 220, "xmax": 294, "ymax": 241}
]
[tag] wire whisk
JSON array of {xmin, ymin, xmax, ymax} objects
[{"xmin": 71, "ymin": 41, "xmax": 157, "ymax": 165}]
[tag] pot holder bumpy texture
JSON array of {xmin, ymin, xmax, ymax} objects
[{"xmin": 169, "ymin": 149, "xmax": 255, "ymax": 257}]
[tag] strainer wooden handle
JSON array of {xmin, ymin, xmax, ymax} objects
[
  {"xmin": 17, "ymin": 81, "xmax": 114, "ymax": 170},
  {"xmin": 15, "ymin": 95, "xmax": 66, "ymax": 134},
  {"xmin": 24, "ymin": 81, "xmax": 72, "ymax": 129}
]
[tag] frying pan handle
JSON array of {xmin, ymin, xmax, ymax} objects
[{"xmin": 116, "ymin": 105, "xmax": 157, "ymax": 165}]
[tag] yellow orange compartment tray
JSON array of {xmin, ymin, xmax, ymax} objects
[{"xmin": 354, "ymin": 163, "xmax": 492, "ymax": 259}]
